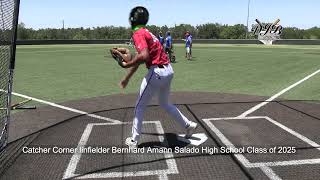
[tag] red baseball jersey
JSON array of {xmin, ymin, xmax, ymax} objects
[{"xmin": 132, "ymin": 28, "xmax": 169, "ymax": 68}]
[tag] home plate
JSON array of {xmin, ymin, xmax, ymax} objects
[{"xmin": 177, "ymin": 133, "xmax": 208, "ymax": 146}]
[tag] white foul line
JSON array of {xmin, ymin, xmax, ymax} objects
[
  {"xmin": 202, "ymin": 118, "xmax": 282, "ymax": 179},
  {"xmin": 201, "ymin": 69, "xmax": 320, "ymax": 179},
  {"xmin": 264, "ymin": 116, "xmax": 320, "ymax": 151},
  {"xmin": 203, "ymin": 115, "xmax": 320, "ymax": 180},
  {"xmin": 239, "ymin": 68, "xmax": 320, "ymax": 118},
  {"xmin": 202, "ymin": 119, "xmax": 251, "ymax": 167},
  {"xmin": 10, "ymin": 91, "xmax": 121, "ymax": 124},
  {"xmin": 260, "ymin": 166, "xmax": 282, "ymax": 180},
  {"xmin": 63, "ymin": 123, "xmax": 94, "ymax": 179}
]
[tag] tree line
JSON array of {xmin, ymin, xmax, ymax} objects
[{"xmin": 17, "ymin": 22, "xmax": 320, "ymax": 40}]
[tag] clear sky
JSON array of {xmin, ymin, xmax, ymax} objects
[{"xmin": 19, "ymin": 0, "xmax": 319, "ymax": 29}]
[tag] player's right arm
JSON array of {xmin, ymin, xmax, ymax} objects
[
  {"xmin": 119, "ymin": 63, "xmax": 139, "ymax": 88},
  {"xmin": 122, "ymin": 33, "xmax": 150, "ymax": 68},
  {"xmin": 123, "ymin": 47, "xmax": 149, "ymax": 68},
  {"xmin": 120, "ymin": 48, "xmax": 150, "ymax": 88},
  {"xmin": 119, "ymin": 33, "xmax": 150, "ymax": 88}
]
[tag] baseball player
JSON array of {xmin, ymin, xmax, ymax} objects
[
  {"xmin": 118, "ymin": 6, "xmax": 198, "ymax": 148},
  {"xmin": 157, "ymin": 31, "xmax": 164, "ymax": 46},
  {"xmin": 164, "ymin": 31, "xmax": 175, "ymax": 62},
  {"xmin": 189, "ymin": 33, "xmax": 193, "ymax": 58},
  {"xmin": 185, "ymin": 31, "xmax": 192, "ymax": 60}
]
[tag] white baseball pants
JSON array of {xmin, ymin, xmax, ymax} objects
[{"xmin": 131, "ymin": 64, "xmax": 191, "ymax": 141}]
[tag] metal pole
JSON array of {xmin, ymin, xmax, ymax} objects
[
  {"xmin": 246, "ymin": 0, "xmax": 251, "ymax": 39},
  {"xmin": 10, "ymin": 0, "xmax": 20, "ymax": 70},
  {"xmin": 62, "ymin": 20, "xmax": 65, "ymax": 39}
]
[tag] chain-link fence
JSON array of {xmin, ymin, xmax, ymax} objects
[{"xmin": 0, "ymin": 0, "xmax": 19, "ymax": 152}]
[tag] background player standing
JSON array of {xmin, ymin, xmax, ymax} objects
[
  {"xmin": 189, "ymin": 32, "xmax": 193, "ymax": 58},
  {"xmin": 165, "ymin": 31, "xmax": 176, "ymax": 63},
  {"xmin": 157, "ymin": 31, "xmax": 164, "ymax": 47},
  {"xmin": 118, "ymin": 6, "xmax": 198, "ymax": 148},
  {"xmin": 185, "ymin": 31, "xmax": 192, "ymax": 60}
]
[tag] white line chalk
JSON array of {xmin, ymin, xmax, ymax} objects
[
  {"xmin": 265, "ymin": 116, "xmax": 320, "ymax": 151},
  {"xmin": 203, "ymin": 116, "xmax": 320, "ymax": 179},
  {"xmin": 9, "ymin": 91, "xmax": 121, "ymax": 123},
  {"xmin": 63, "ymin": 124, "xmax": 94, "ymax": 179},
  {"xmin": 202, "ymin": 119, "xmax": 251, "ymax": 167},
  {"xmin": 203, "ymin": 117, "xmax": 281, "ymax": 179},
  {"xmin": 239, "ymin": 69, "xmax": 320, "ymax": 118},
  {"xmin": 63, "ymin": 121, "xmax": 178, "ymax": 180},
  {"xmin": 260, "ymin": 166, "xmax": 282, "ymax": 180}
]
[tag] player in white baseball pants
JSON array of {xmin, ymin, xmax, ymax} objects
[
  {"xmin": 120, "ymin": 6, "xmax": 198, "ymax": 148},
  {"xmin": 131, "ymin": 64, "xmax": 195, "ymax": 143}
]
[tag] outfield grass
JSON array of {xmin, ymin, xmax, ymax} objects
[{"xmin": 12, "ymin": 44, "xmax": 320, "ymax": 104}]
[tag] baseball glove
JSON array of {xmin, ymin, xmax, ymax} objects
[{"xmin": 110, "ymin": 48, "xmax": 132, "ymax": 68}]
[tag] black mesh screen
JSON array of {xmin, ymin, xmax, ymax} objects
[{"xmin": 0, "ymin": 0, "xmax": 19, "ymax": 151}]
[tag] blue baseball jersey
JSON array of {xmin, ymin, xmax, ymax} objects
[
  {"xmin": 185, "ymin": 36, "xmax": 192, "ymax": 47},
  {"xmin": 165, "ymin": 36, "xmax": 172, "ymax": 48},
  {"xmin": 158, "ymin": 35, "xmax": 164, "ymax": 45}
]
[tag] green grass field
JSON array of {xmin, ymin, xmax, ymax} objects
[{"xmin": 12, "ymin": 44, "xmax": 320, "ymax": 105}]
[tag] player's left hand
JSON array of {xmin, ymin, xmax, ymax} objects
[{"xmin": 109, "ymin": 47, "xmax": 132, "ymax": 68}]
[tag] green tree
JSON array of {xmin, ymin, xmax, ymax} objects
[
  {"xmin": 16, "ymin": 21, "xmax": 320, "ymax": 40},
  {"xmin": 72, "ymin": 31, "xmax": 87, "ymax": 40},
  {"xmin": 304, "ymin": 27, "xmax": 320, "ymax": 39},
  {"xmin": 281, "ymin": 27, "xmax": 304, "ymax": 39},
  {"xmin": 17, "ymin": 22, "xmax": 31, "ymax": 39},
  {"xmin": 220, "ymin": 24, "xmax": 246, "ymax": 39},
  {"xmin": 196, "ymin": 23, "xmax": 221, "ymax": 39},
  {"xmin": 171, "ymin": 24, "xmax": 197, "ymax": 39}
]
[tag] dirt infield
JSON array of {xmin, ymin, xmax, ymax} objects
[{"xmin": 1, "ymin": 92, "xmax": 320, "ymax": 180}]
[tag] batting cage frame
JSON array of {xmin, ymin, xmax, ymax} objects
[{"xmin": 0, "ymin": 0, "xmax": 20, "ymax": 152}]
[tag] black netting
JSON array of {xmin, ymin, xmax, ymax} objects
[{"xmin": 0, "ymin": 0, "xmax": 17, "ymax": 151}]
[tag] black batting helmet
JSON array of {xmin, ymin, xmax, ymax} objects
[{"xmin": 129, "ymin": 6, "xmax": 149, "ymax": 27}]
